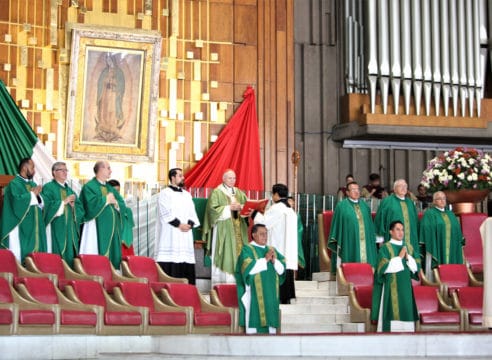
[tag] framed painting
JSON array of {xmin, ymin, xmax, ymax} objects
[{"xmin": 66, "ymin": 25, "xmax": 162, "ymax": 162}]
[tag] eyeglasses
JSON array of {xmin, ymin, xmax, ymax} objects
[{"xmin": 54, "ymin": 169, "xmax": 68, "ymax": 172}]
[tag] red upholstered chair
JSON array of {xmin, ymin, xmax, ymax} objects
[
  {"xmin": 73, "ymin": 254, "xmax": 144, "ymax": 292},
  {"xmin": 113, "ymin": 282, "xmax": 188, "ymax": 334},
  {"xmin": 64, "ymin": 279, "xmax": 144, "ymax": 335},
  {"xmin": 210, "ymin": 284, "xmax": 240, "ymax": 333},
  {"xmin": 0, "ymin": 276, "xmax": 56, "ymax": 335},
  {"xmin": 348, "ymin": 285, "xmax": 374, "ymax": 332},
  {"xmin": 452, "ymin": 286, "xmax": 484, "ymax": 331},
  {"xmin": 24, "ymin": 252, "xmax": 99, "ymax": 291},
  {"xmin": 317, "ymin": 211, "xmax": 334, "ymax": 273},
  {"xmin": 413, "ymin": 285, "xmax": 464, "ymax": 331},
  {"xmin": 121, "ymin": 255, "xmax": 187, "ymax": 293},
  {"xmin": 336, "ymin": 262, "xmax": 374, "ymax": 296},
  {"xmin": 0, "ymin": 249, "xmax": 54, "ymax": 284},
  {"xmin": 459, "ymin": 212, "xmax": 488, "ymax": 277},
  {"xmin": 15, "ymin": 277, "xmax": 99, "ymax": 334},
  {"xmin": 433, "ymin": 264, "xmax": 483, "ymax": 303},
  {"xmin": 159, "ymin": 283, "xmax": 233, "ymax": 334}
]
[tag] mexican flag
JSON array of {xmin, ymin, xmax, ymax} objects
[{"xmin": 0, "ymin": 80, "xmax": 54, "ymax": 180}]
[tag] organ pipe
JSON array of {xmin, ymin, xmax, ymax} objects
[{"xmin": 343, "ymin": 0, "xmax": 488, "ymax": 120}]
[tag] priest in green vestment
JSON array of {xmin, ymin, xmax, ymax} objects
[
  {"xmin": 79, "ymin": 161, "xmax": 126, "ymax": 268},
  {"xmin": 419, "ymin": 191, "xmax": 464, "ymax": 276},
  {"xmin": 0, "ymin": 158, "xmax": 47, "ymax": 261},
  {"xmin": 329, "ymin": 182, "xmax": 378, "ymax": 274},
  {"xmin": 42, "ymin": 162, "xmax": 84, "ymax": 267},
  {"xmin": 371, "ymin": 220, "xmax": 419, "ymax": 332},
  {"xmin": 374, "ymin": 179, "xmax": 421, "ymax": 267},
  {"xmin": 235, "ymin": 223, "xmax": 286, "ymax": 334},
  {"xmin": 203, "ymin": 169, "xmax": 249, "ymax": 286}
]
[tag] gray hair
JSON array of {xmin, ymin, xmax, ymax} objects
[{"xmin": 51, "ymin": 161, "xmax": 66, "ymax": 177}]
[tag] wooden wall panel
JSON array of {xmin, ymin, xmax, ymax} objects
[
  {"xmin": 209, "ymin": 43, "xmax": 233, "ymax": 83},
  {"xmin": 233, "ymin": 45, "xmax": 256, "ymax": 86},
  {"xmin": 234, "ymin": 4, "xmax": 257, "ymax": 45},
  {"xmin": 209, "ymin": 2, "xmax": 233, "ymax": 42}
]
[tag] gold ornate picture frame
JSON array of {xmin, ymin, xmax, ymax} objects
[{"xmin": 66, "ymin": 25, "xmax": 161, "ymax": 162}]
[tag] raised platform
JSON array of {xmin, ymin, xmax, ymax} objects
[{"xmin": 1, "ymin": 333, "xmax": 491, "ymax": 359}]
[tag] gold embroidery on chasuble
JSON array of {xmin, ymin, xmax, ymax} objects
[
  {"xmin": 233, "ymin": 217, "xmax": 243, "ymax": 257},
  {"xmin": 400, "ymin": 201, "xmax": 410, "ymax": 244},
  {"xmin": 60, "ymin": 188, "xmax": 69, "ymax": 254},
  {"xmin": 441, "ymin": 212, "xmax": 451, "ymax": 263},
  {"xmin": 387, "ymin": 245, "xmax": 400, "ymax": 320},
  {"xmin": 353, "ymin": 204, "xmax": 367, "ymax": 263},
  {"xmin": 248, "ymin": 244, "xmax": 268, "ymax": 327}
]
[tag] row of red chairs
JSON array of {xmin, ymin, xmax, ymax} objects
[
  {"xmin": 338, "ymin": 262, "xmax": 485, "ymax": 332},
  {"xmin": 318, "ymin": 211, "xmax": 488, "ymax": 278},
  {"xmin": 0, "ymin": 250, "xmax": 235, "ymax": 335}
]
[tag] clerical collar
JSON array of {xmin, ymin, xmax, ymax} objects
[
  {"xmin": 169, "ymin": 185, "xmax": 182, "ymax": 192},
  {"xmin": 436, "ymin": 207, "xmax": 445, "ymax": 212},
  {"xmin": 395, "ymin": 194, "xmax": 406, "ymax": 200},
  {"xmin": 56, "ymin": 180, "xmax": 67, "ymax": 187},
  {"xmin": 251, "ymin": 241, "xmax": 266, "ymax": 248},
  {"xmin": 17, "ymin": 174, "xmax": 30, "ymax": 182},
  {"xmin": 348, "ymin": 198, "xmax": 359, "ymax": 204},
  {"xmin": 389, "ymin": 239, "xmax": 403, "ymax": 246},
  {"xmin": 96, "ymin": 178, "xmax": 106, "ymax": 185}
]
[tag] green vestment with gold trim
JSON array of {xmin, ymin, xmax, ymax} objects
[
  {"xmin": 80, "ymin": 178, "xmax": 126, "ymax": 268},
  {"xmin": 202, "ymin": 186, "xmax": 248, "ymax": 275},
  {"xmin": 374, "ymin": 194, "xmax": 421, "ymax": 264},
  {"xmin": 328, "ymin": 199, "xmax": 378, "ymax": 271},
  {"xmin": 419, "ymin": 207, "xmax": 464, "ymax": 268},
  {"xmin": 0, "ymin": 175, "xmax": 47, "ymax": 261},
  {"xmin": 371, "ymin": 241, "xmax": 419, "ymax": 332},
  {"xmin": 42, "ymin": 180, "xmax": 85, "ymax": 267},
  {"xmin": 235, "ymin": 243, "xmax": 286, "ymax": 333}
]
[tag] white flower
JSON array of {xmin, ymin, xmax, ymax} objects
[
  {"xmin": 457, "ymin": 173, "xmax": 465, "ymax": 180},
  {"xmin": 472, "ymin": 173, "xmax": 478, "ymax": 181},
  {"xmin": 467, "ymin": 175, "xmax": 473, "ymax": 181}
]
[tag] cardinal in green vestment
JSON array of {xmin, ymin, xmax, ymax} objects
[
  {"xmin": 42, "ymin": 162, "xmax": 85, "ymax": 267},
  {"xmin": 371, "ymin": 220, "xmax": 419, "ymax": 332},
  {"xmin": 202, "ymin": 169, "xmax": 249, "ymax": 285},
  {"xmin": 0, "ymin": 158, "xmax": 47, "ymax": 261},
  {"xmin": 235, "ymin": 223, "xmax": 286, "ymax": 334},
  {"xmin": 329, "ymin": 182, "xmax": 378, "ymax": 273},
  {"xmin": 79, "ymin": 161, "xmax": 126, "ymax": 268}
]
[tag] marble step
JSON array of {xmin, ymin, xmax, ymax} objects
[
  {"xmin": 295, "ymin": 281, "xmax": 337, "ymax": 295},
  {"xmin": 291, "ymin": 295, "xmax": 348, "ymax": 305},
  {"xmin": 280, "ymin": 303, "xmax": 349, "ymax": 314},
  {"xmin": 281, "ymin": 312, "xmax": 351, "ymax": 324},
  {"xmin": 281, "ymin": 321, "xmax": 365, "ymax": 334}
]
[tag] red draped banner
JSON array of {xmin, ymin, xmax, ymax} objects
[{"xmin": 185, "ymin": 86, "xmax": 264, "ymax": 192}]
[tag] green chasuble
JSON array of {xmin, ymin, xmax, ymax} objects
[
  {"xmin": 202, "ymin": 185, "xmax": 248, "ymax": 275},
  {"xmin": 42, "ymin": 180, "xmax": 85, "ymax": 267},
  {"xmin": 371, "ymin": 241, "xmax": 419, "ymax": 332},
  {"xmin": 419, "ymin": 207, "xmax": 464, "ymax": 268},
  {"xmin": 374, "ymin": 194, "xmax": 421, "ymax": 265},
  {"xmin": 235, "ymin": 243, "xmax": 286, "ymax": 332},
  {"xmin": 79, "ymin": 178, "xmax": 126, "ymax": 268},
  {"xmin": 0, "ymin": 175, "xmax": 47, "ymax": 261},
  {"xmin": 328, "ymin": 199, "xmax": 378, "ymax": 271},
  {"xmin": 120, "ymin": 207, "xmax": 135, "ymax": 248}
]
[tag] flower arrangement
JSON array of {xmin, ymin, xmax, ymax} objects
[{"xmin": 421, "ymin": 147, "xmax": 492, "ymax": 193}]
